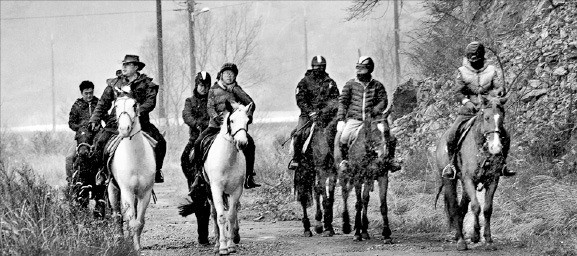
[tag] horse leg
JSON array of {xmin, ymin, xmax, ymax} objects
[
  {"xmin": 340, "ymin": 177, "xmax": 351, "ymax": 234},
  {"xmin": 119, "ymin": 190, "xmax": 138, "ymax": 249},
  {"xmin": 227, "ymin": 194, "xmax": 241, "ymax": 254},
  {"xmin": 321, "ymin": 173, "xmax": 335, "ymax": 237},
  {"xmin": 483, "ymin": 178, "xmax": 499, "ymax": 244},
  {"xmin": 209, "ymin": 200, "xmax": 221, "ymax": 253},
  {"xmin": 377, "ymin": 174, "xmax": 392, "ymax": 244},
  {"xmin": 353, "ymin": 184, "xmax": 363, "ymax": 241},
  {"xmin": 210, "ymin": 188, "xmax": 228, "ymax": 255},
  {"xmin": 107, "ymin": 184, "xmax": 123, "ymax": 237},
  {"xmin": 301, "ymin": 199, "xmax": 312, "ymax": 237},
  {"xmin": 313, "ymin": 178, "xmax": 323, "ymax": 234},
  {"xmin": 360, "ymin": 180, "xmax": 371, "ymax": 240},
  {"xmin": 131, "ymin": 189, "xmax": 152, "ymax": 252},
  {"xmin": 195, "ymin": 200, "xmax": 211, "ymax": 245},
  {"xmin": 444, "ymin": 178, "xmax": 467, "ymax": 250},
  {"xmin": 463, "ymin": 179, "xmax": 481, "ymax": 244}
]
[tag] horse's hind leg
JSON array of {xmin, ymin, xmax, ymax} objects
[
  {"xmin": 353, "ymin": 184, "xmax": 363, "ymax": 241},
  {"xmin": 209, "ymin": 200, "xmax": 221, "ymax": 253},
  {"xmin": 483, "ymin": 179, "xmax": 499, "ymax": 244},
  {"xmin": 340, "ymin": 177, "xmax": 351, "ymax": 234},
  {"xmin": 195, "ymin": 200, "xmax": 211, "ymax": 245},
  {"xmin": 360, "ymin": 180, "xmax": 371, "ymax": 240},
  {"xmin": 444, "ymin": 178, "xmax": 467, "ymax": 250},
  {"xmin": 108, "ymin": 184, "xmax": 123, "ymax": 237},
  {"xmin": 377, "ymin": 174, "xmax": 392, "ymax": 243}
]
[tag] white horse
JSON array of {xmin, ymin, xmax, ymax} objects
[
  {"xmin": 108, "ymin": 95, "xmax": 156, "ymax": 251},
  {"xmin": 204, "ymin": 101, "xmax": 253, "ymax": 255}
]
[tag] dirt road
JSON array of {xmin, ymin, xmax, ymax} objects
[{"xmin": 139, "ymin": 175, "xmax": 534, "ymax": 256}]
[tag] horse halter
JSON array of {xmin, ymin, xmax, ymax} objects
[
  {"xmin": 76, "ymin": 142, "xmax": 94, "ymax": 154},
  {"xmin": 226, "ymin": 109, "xmax": 249, "ymax": 140},
  {"xmin": 117, "ymin": 98, "xmax": 140, "ymax": 138}
]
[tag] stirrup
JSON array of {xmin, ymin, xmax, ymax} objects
[
  {"xmin": 287, "ymin": 159, "xmax": 299, "ymax": 170},
  {"xmin": 442, "ymin": 164, "xmax": 457, "ymax": 179},
  {"xmin": 501, "ymin": 165, "xmax": 516, "ymax": 177}
]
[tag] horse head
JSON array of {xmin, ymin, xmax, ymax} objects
[
  {"xmin": 76, "ymin": 123, "xmax": 95, "ymax": 158},
  {"xmin": 224, "ymin": 100, "xmax": 253, "ymax": 150},
  {"xmin": 479, "ymin": 95, "xmax": 507, "ymax": 155},
  {"xmin": 114, "ymin": 96, "xmax": 139, "ymax": 138}
]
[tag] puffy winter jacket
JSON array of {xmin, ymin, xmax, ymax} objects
[
  {"xmin": 68, "ymin": 96, "xmax": 100, "ymax": 132},
  {"xmin": 296, "ymin": 70, "xmax": 340, "ymax": 123},
  {"xmin": 90, "ymin": 73, "xmax": 159, "ymax": 127},
  {"xmin": 207, "ymin": 81, "xmax": 255, "ymax": 128},
  {"xmin": 455, "ymin": 58, "xmax": 505, "ymax": 105},
  {"xmin": 182, "ymin": 89, "xmax": 209, "ymax": 139},
  {"xmin": 337, "ymin": 77, "xmax": 388, "ymax": 122}
]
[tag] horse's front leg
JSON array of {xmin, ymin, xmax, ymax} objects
[
  {"xmin": 463, "ymin": 178, "xmax": 481, "ymax": 244},
  {"xmin": 320, "ymin": 170, "xmax": 336, "ymax": 237},
  {"xmin": 226, "ymin": 195, "xmax": 242, "ymax": 254},
  {"xmin": 209, "ymin": 200, "xmax": 220, "ymax": 251},
  {"xmin": 340, "ymin": 175, "xmax": 352, "ymax": 234},
  {"xmin": 443, "ymin": 178, "xmax": 467, "ymax": 250},
  {"xmin": 210, "ymin": 189, "xmax": 227, "ymax": 255},
  {"xmin": 377, "ymin": 173, "xmax": 392, "ymax": 243},
  {"xmin": 360, "ymin": 178, "xmax": 371, "ymax": 240},
  {"xmin": 313, "ymin": 176, "xmax": 323, "ymax": 234},
  {"xmin": 107, "ymin": 183, "xmax": 123, "ymax": 237},
  {"xmin": 483, "ymin": 178, "xmax": 500, "ymax": 244},
  {"xmin": 132, "ymin": 189, "xmax": 152, "ymax": 251},
  {"xmin": 353, "ymin": 184, "xmax": 363, "ymax": 241}
]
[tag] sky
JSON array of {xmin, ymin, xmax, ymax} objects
[{"xmin": 0, "ymin": 1, "xmax": 426, "ymax": 128}]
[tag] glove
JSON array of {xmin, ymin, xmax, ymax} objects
[
  {"xmin": 377, "ymin": 123, "xmax": 385, "ymax": 132},
  {"xmin": 464, "ymin": 101, "xmax": 476, "ymax": 110},
  {"xmin": 90, "ymin": 122, "xmax": 99, "ymax": 132},
  {"xmin": 215, "ymin": 115, "xmax": 224, "ymax": 125},
  {"xmin": 337, "ymin": 121, "xmax": 345, "ymax": 132}
]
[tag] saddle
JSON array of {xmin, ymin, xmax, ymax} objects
[
  {"xmin": 188, "ymin": 133, "xmax": 218, "ymax": 169},
  {"xmin": 454, "ymin": 116, "xmax": 478, "ymax": 152}
]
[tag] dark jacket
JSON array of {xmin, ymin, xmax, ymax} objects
[
  {"xmin": 183, "ymin": 89, "xmax": 209, "ymax": 139},
  {"xmin": 207, "ymin": 81, "xmax": 255, "ymax": 128},
  {"xmin": 68, "ymin": 96, "xmax": 100, "ymax": 132},
  {"xmin": 296, "ymin": 70, "xmax": 340, "ymax": 123},
  {"xmin": 90, "ymin": 73, "xmax": 159, "ymax": 126},
  {"xmin": 337, "ymin": 77, "xmax": 388, "ymax": 122}
]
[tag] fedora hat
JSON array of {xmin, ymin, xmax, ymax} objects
[{"xmin": 122, "ymin": 54, "xmax": 146, "ymax": 71}]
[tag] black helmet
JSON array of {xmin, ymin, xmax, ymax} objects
[
  {"xmin": 195, "ymin": 71, "xmax": 211, "ymax": 87},
  {"xmin": 311, "ymin": 55, "xmax": 326, "ymax": 67},
  {"xmin": 356, "ymin": 56, "xmax": 374, "ymax": 73},
  {"xmin": 219, "ymin": 63, "xmax": 238, "ymax": 77}
]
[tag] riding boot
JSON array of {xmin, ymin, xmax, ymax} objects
[
  {"xmin": 288, "ymin": 137, "xmax": 302, "ymax": 170},
  {"xmin": 339, "ymin": 143, "xmax": 349, "ymax": 169},
  {"xmin": 386, "ymin": 137, "xmax": 402, "ymax": 172},
  {"xmin": 442, "ymin": 119, "xmax": 461, "ymax": 179},
  {"xmin": 244, "ymin": 135, "xmax": 261, "ymax": 189},
  {"xmin": 500, "ymin": 131, "xmax": 516, "ymax": 177}
]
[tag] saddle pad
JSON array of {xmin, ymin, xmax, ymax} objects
[
  {"xmin": 347, "ymin": 124, "xmax": 364, "ymax": 147},
  {"xmin": 301, "ymin": 123, "xmax": 316, "ymax": 154},
  {"xmin": 104, "ymin": 132, "xmax": 158, "ymax": 183},
  {"xmin": 456, "ymin": 116, "xmax": 478, "ymax": 149}
]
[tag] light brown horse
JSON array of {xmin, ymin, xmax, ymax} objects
[{"xmin": 435, "ymin": 95, "xmax": 509, "ymax": 250}]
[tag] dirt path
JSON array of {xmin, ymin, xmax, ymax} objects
[{"xmin": 139, "ymin": 175, "xmax": 534, "ymax": 256}]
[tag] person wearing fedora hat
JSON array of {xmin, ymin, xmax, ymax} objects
[
  {"xmin": 90, "ymin": 54, "xmax": 167, "ymax": 184},
  {"xmin": 189, "ymin": 63, "xmax": 261, "ymax": 191}
]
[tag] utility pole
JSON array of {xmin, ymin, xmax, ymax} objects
[
  {"xmin": 51, "ymin": 34, "xmax": 56, "ymax": 132},
  {"xmin": 156, "ymin": 0, "xmax": 166, "ymax": 121},
  {"xmin": 393, "ymin": 0, "xmax": 401, "ymax": 86},
  {"xmin": 187, "ymin": 0, "xmax": 197, "ymax": 96},
  {"xmin": 303, "ymin": 5, "xmax": 308, "ymax": 69}
]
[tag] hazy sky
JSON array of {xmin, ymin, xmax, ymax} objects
[{"xmin": 0, "ymin": 1, "xmax": 425, "ymax": 128}]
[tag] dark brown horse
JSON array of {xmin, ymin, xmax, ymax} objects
[
  {"xmin": 435, "ymin": 95, "xmax": 508, "ymax": 250},
  {"xmin": 293, "ymin": 120, "xmax": 338, "ymax": 237},
  {"xmin": 69, "ymin": 124, "xmax": 100, "ymax": 211},
  {"xmin": 336, "ymin": 119, "xmax": 394, "ymax": 243}
]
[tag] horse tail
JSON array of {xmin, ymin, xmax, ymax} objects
[
  {"xmin": 178, "ymin": 200, "xmax": 196, "ymax": 217},
  {"xmin": 434, "ymin": 181, "xmax": 444, "ymax": 209}
]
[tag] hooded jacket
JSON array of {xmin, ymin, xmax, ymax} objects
[
  {"xmin": 183, "ymin": 88, "xmax": 209, "ymax": 139},
  {"xmin": 68, "ymin": 96, "xmax": 100, "ymax": 132},
  {"xmin": 296, "ymin": 70, "xmax": 340, "ymax": 122},
  {"xmin": 90, "ymin": 73, "xmax": 159, "ymax": 127},
  {"xmin": 337, "ymin": 77, "xmax": 388, "ymax": 122}
]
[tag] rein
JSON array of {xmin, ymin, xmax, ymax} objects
[
  {"xmin": 76, "ymin": 142, "xmax": 94, "ymax": 154},
  {"xmin": 117, "ymin": 98, "xmax": 141, "ymax": 140}
]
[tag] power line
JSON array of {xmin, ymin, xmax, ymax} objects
[{"xmin": 1, "ymin": 2, "xmax": 250, "ymax": 21}]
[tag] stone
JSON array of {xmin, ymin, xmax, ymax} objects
[
  {"xmin": 553, "ymin": 66, "xmax": 568, "ymax": 76},
  {"xmin": 528, "ymin": 79, "xmax": 542, "ymax": 88},
  {"xmin": 521, "ymin": 88, "xmax": 549, "ymax": 103}
]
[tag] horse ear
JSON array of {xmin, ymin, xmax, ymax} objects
[
  {"xmin": 499, "ymin": 95, "xmax": 508, "ymax": 105},
  {"xmin": 246, "ymin": 102, "xmax": 254, "ymax": 113},
  {"xmin": 225, "ymin": 100, "xmax": 234, "ymax": 113}
]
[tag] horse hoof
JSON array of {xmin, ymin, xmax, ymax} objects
[
  {"xmin": 383, "ymin": 238, "xmax": 393, "ymax": 244},
  {"xmin": 342, "ymin": 223, "xmax": 351, "ymax": 234},
  {"xmin": 471, "ymin": 234, "xmax": 480, "ymax": 243},
  {"xmin": 303, "ymin": 230, "xmax": 313, "ymax": 237},
  {"xmin": 233, "ymin": 234, "xmax": 240, "ymax": 244},
  {"xmin": 228, "ymin": 245, "xmax": 237, "ymax": 253},
  {"xmin": 361, "ymin": 233, "xmax": 370, "ymax": 240},
  {"xmin": 457, "ymin": 239, "xmax": 468, "ymax": 251},
  {"xmin": 353, "ymin": 234, "xmax": 362, "ymax": 241},
  {"xmin": 219, "ymin": 249, "xmax": 229, "ymax": 255},
  {"xmin": 314, "ymin": 225, "xmax": 323, "ymax": 234},
  {"xmin": 322, "ymin": 230, "xmax": 334, "ymax": 237}
]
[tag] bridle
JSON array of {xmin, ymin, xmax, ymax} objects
[
  {"xmin": 116, "ymin": 98, "xmax": 140, "ymax": 139},
  {"xmin": 225, "ymin": 109, "xmax": 249, "ymax": 142}
]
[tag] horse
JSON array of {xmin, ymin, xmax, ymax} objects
[
  {"xmin": 68, "ymin": 124, "xmax": 98, "ymax": 209},
  {"xmin": 336, "ymin": 119, "xmax": 394, "ymax": 243},
  {"xmin": 435, "ymin": 95, "xmax": 508, "ymax": 251},
  {"xmin": 107, "ymin": 95, "xmax": 156, "ymax": 251},
  {"xmin": 203, "ymin": 101, "xmax": 253, "ymax": 255},
  {"xmin": 292, "ymin": 118, "xmax": 338, "ymax": 237}
]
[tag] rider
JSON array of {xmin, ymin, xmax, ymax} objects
[
  {"xmin": 190, "ymin": 63, "xmax": 261, "ymax": 190},
  {"xmin": 89, "ymin": 54, "xmax": 166, "ymax": 183},
  {"xmin": 65, "ymin": 80, "xmax": 100, "ymax": 183},
  {"xmin": 442, "ymin": 41, "xmax": 515, "ymax": 178},
  {"xmin": 336, "ymin": 56, "xmax": 402, "ymax": 171},
  {"xmin": 288, "ymin": 55, "xmax": 340, "ymax": 170},
  {"xmin": 181, "ymin": 71, "xmax": 211, "ymax": 188}
]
